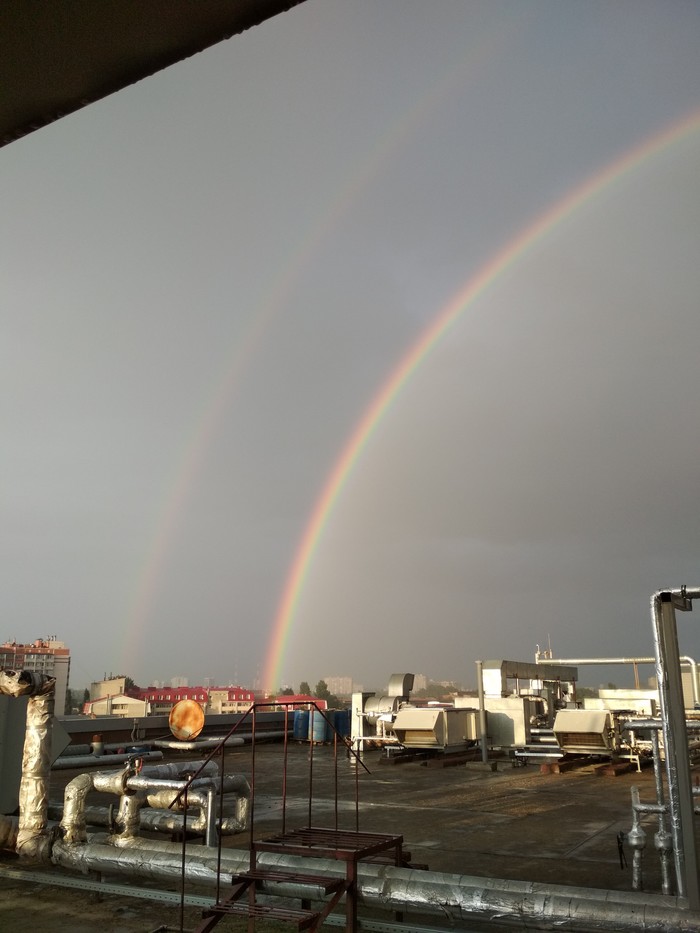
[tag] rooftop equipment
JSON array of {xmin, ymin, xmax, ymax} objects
[
  {"xmin": 553, "ymin": 708, "xmax": 615, "ymax": 755},
  {"xmin": 351, "ymin": 673, "xmax": 413, "ymax": 751},
  {"xmin": 391, "ymin": 706, "xmax": 478, "ymax": 750}
]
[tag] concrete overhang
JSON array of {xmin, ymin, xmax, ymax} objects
[{"xmin": 0, "ymin": 0, "xmax": 305, "ymax": 148}]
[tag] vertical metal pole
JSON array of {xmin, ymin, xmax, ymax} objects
[
  {"xmin": 355, "ymin": 746, "xmax": 360, "ymax": 832},
  {"xmin": 476, "ymin": 660, "xmax": 488, "ymax": 764},
  {"xmin": 216, "ymin": 743, "xmax": 224, "ymax": 904},
  {"xmin": 250, "ymin": 705, "xmax": 256, "ymax": 871},
  {"xmin": 651, "ymin": 728, "xmax": 673, "ymax": 896},
  {"xmin": 282, "ymin": 705, "xmax": 289, "ymax": 835},
  {"xmin": 308, "ymin": 706, "xmax": 315, "ymax": 827},
  {"xmin": 333, "ymin": 724, "xmax": 339, "ymax": 831},
  {"xmin": 179, "ymin": 784, "xmax": 188, "ymax": 932},
  {"xmin": 653, "ymin": 592, "xmax": 700, "ymax": 908}
]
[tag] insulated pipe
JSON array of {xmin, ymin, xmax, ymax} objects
[
  {"xmin": 56, "ymin": 803, "xmax": 248, "ymax": 841},
  {"xmin": 50, "ymin": 835, "xmax": 700, "ymax": 933},
  {"xmin": 145, "ymin": 774, "xmax": 250, "ymax": 832},
  {"xmin": 59, "ymin": 763, "xmax": 249, "ymax": 845},
  {"xmin": 0, "ymin": 669, "xmax": 56, "ymax": 862},
  {"xmin": 651, "ymin": 587, "xmax": 700, "ymax": 909},
  {"xmin": 651, "ymin": 730, "xmax": 673, "ymax": 896},
  {"xmin": 61, "ymin": 769, "xmax": 128, "ymax": 844},
  {"xmin": 476, "ymin": 660, "xmax": 488, "ymax": 764},
  {"xmin": 151, "ymin": 731, "xmax": 288, "ymax": 752},
  {"xmin": 628, "ymin": 786, "xmax": 647, "ymax": 890},
  {"xmin": 140, "ymin": 760, "xmax": 220, "ymax": 780}
]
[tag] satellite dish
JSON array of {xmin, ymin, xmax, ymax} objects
[{"xmin": 169, "ymin": 699, "xmax": 205, "ymax": 740}]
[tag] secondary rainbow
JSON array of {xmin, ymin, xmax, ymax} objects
[
  {"xmin": 262, "ymin": 106, "xmax": 700, "ymax": 692},
  {"xmin": 115, "ymin": 28, "xmax": 510, "ymax": 674}
]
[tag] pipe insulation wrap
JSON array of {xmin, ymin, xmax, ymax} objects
[
  {"xmin": 17, "ymin": 686, "xmax": 55, "ymax": 861},
  {"xmin": 50, "ymin": 836, "xmax": 700, "ymax": 932}
]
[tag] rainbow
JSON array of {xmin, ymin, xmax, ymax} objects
[
  {"xmin": 262, "ymin": 106, "xmax": 700, "ymax": 692},
  {"xmin": 116, "ymin": 23, "xmax": 515, "ymax": 675}
]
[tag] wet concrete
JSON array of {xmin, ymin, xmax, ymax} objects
[{"xmin": 229, "ymin": 742, "xmax": 668, "ymax": 894}]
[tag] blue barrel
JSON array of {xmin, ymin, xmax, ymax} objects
[
  {"xmin": 334, "ymin": 708, "xmax": 351, "ymax": 738},
  {"xmin": 308, "ymin": 710, "xmax": 330, "ymax": 744},
  {"xmin": 293, "ymin": 709, "xmax": 309, "ymax": 741}
]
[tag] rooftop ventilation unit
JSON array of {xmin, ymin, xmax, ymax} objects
[
  {"xmin": 553, "ymin": 709, "xmax": 615, "ymax": 755},
  {"xmin": 351, "ymin": 673, "xmax": 413, "ymax": 751},
  {"xmin": 391, "ymin": 707, "xmax": 478, "ymax": 750}
]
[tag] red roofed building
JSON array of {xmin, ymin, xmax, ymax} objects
[
  {"xmin": 134, "ymin": 685, "xmax": 255, "ymax": 716},
  {"xmin": 268, "ymin": 693, "xmax": 327, "ymax": 712},
  {"xmin": 208, "ymin": 686, "xmax": 255, "ymax": 715},
  {"xmin": 137, "ymin": 685, "xmax": 208, "ymax": 716}
]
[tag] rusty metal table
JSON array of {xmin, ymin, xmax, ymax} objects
[{"xmin": 253, "ymin": 827, "xmax": 404, "ymax": 933}]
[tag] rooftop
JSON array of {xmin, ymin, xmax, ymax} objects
[{"xmin": 1, "ymin": 739, "xmax": 690, "ymax": 930}]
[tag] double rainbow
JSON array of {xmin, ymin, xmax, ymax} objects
[{"xmin": 262, "ymin": 106, "xmax": 700, "ymax": 692}]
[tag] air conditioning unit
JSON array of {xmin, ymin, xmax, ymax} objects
[
  {"xmin": 553, "ymin": 709, "xmax": 614, "ymax": 755},
  {"xmin": 392, "ymin": 707, "xmax": 478, "ymax": 749}
]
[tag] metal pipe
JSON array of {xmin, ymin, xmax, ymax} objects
[
  {"xmin": 476, "ymin": 660, "xmax": 488, "ymax": 764},
  {"xmin": 621, "ymin": 719, "xmax": 700, "ymax": 731},
  {"xmin": 50, "ymin": 835, "xmax": 700, "ymax": 932},
  {"xmin": 628, "ymin": 786, "xmax": 646, "ymax": 890},
  {"xmin": 151, "ymin": 730, "xmax": 288, "ymax": 752},
  {"xmin": 140, "ymin": 760, "xmax": 220, "ymax": 780},
  {"xmin": 57, "ymin": 764, "xmax": 250, "ymax": 844},
  {"xmin": 651, "ymin": 729, "xmax": 674, "ymax": 896},
  {"xmin": 651, "ymin": 588, "xmax": 700, "ymax": 909},
  {"xmin": 51, "ymin": 794, "xmax": 248, "ymax": 841},
  {"xmin": 535, "ymin": 654, "xmax": 700, "ymax": 707},
  {"xmin": 152, "ymin": 736, "xmax": 244, "ymax": 751},
  {"xmin": 52, "ymin": 751, "xmax": 164, "ymax": 770}
]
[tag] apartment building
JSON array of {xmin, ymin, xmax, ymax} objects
[
  {"xmin": 0, "ymin": 637, "xmax": 70, "ymax": 712},
  {"xmin": 208, "ymin": 686, "xmax": 254, "ymax": 715}
]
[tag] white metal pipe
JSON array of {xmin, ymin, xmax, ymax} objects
[
  {"xmin": 651, "ymin": 588, "xmax": 700, "ymax": 908},
  {"xmin": 476, "ymin": 660, "xmax": 488, "ymax": 764}
]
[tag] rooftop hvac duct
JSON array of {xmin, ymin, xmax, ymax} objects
[
  {"xmin": 388, "ymin": 673, "xmax": 414, "ymax": 696},
  {"xmin": 351, "ymin": 673, "xmax": 414, "ymax": 751}
]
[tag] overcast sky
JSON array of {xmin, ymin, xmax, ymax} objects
[{"xmin": 2, "ymin": 1, "xmax": 700, "ymax": 694}]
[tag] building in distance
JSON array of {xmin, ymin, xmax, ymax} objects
[{"xmin": 0, "ymin": 637, "xmax": 70, "ymax": 712}]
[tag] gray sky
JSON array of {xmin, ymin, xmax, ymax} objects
[{"xmin": 2, "ymin": 1, "xmax": 700, "ymax": 693}]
